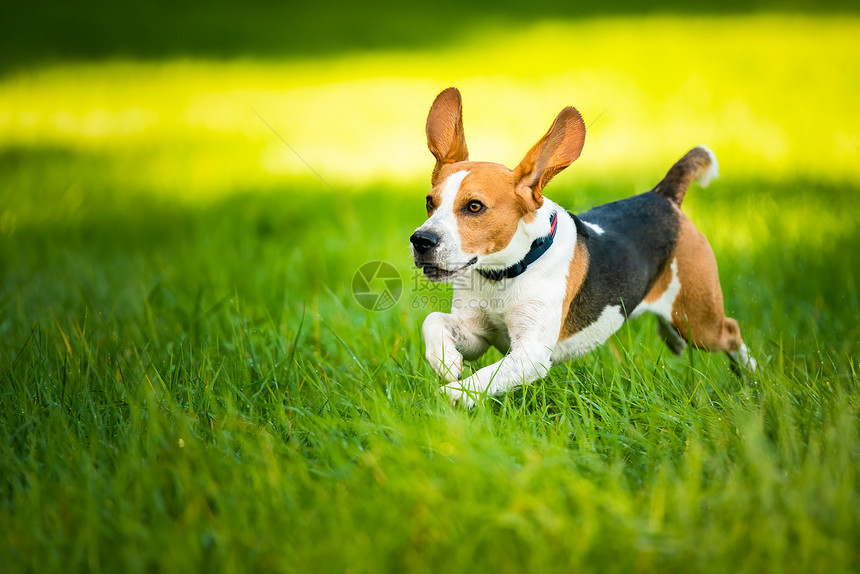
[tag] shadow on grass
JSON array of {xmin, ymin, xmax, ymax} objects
[{"xmin": 3, "ymin": 0, "xmax": 858, "ymax": 74}]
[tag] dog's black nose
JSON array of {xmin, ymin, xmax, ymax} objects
[{"xmin": 410, "ymin": 230, "xmax": 439, "ymax": 254}]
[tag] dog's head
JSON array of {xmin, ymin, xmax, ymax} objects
[{"xmin": 410, "ymin": 87, "xmax": 586, "ymax": 282}]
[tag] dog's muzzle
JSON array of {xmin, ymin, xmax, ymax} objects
[{"xmin": 410, "ymin": 229, "xmax": 477, "ymax": 282}]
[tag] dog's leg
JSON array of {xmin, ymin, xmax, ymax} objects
[
  {"xmin": 677, "ymin": 315, "xmax": 756, "ymax": 374},
  {"xmin": 673, "ymin": 309, "xmax": 756, "ymax": 374},
  {"xmin": 692, "ymin": 316, "xmax": 756, "ymax": 373},
  {"xmin": 722, "ymin": 318, "xmax": 757, "ymax": 373},
  {"xmin": 670, "ymin": 216, "xmax": 757, "ymax": 374},
  {"xmin": 657, "ymin": 317, "xmax": 686, "ymax": 355},
  {"xmin": 422, "ymin": 312, "xmax": 462, "ymax": 382},
  {"xmin": 422, "ymin": 311, "xmax": 490, "ymax": 383},
  {"xmin": 442, "ymin": 304, "xmax": 560, "ymax": 407},
  {"xmin": 441, "ymin": 341, "xmax": 554, "ymax": 408}
]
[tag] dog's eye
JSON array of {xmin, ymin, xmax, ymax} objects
[
  {"xmin": 426, "ymin": 195, "xmax": 434, "ymax": 212},
  {"xmin": 466, "ymin": 200, "xmax": 485, "ymax": 214}
]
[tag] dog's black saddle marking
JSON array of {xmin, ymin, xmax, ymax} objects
[{"xmin": 563, "ymin": 192, "xmax": 681, "ymax": 336}]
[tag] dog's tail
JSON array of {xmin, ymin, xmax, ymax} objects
[{"xmin": 652, "ymin": 145, "xmax": 718, "ymax": 206}]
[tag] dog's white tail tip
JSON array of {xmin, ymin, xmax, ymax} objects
[{"xmin": 695, "ymin": 145, "xmax": 719, "ymax": 187}]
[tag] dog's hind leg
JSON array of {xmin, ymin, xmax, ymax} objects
[
  {"xmin": 674, "ymin": 310, "xmax": 756, "ymax": 375},
  {"xmin": 670, "ymin": 216, "xmax": 757, "ymax": 374},
  {"xmin": 657, "ymin": 317, "xmax": 686, "ymax": 356},
  {"xmin": 722, "ymin": 317, "xmax": 757, "ymax": 373}
]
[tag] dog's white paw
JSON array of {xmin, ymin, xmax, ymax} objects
[
  {"xmin": 748, "ymin": 356, "xmax": 758, "ymax": 373},
  {"xmin": 738, "ymin": 344, "xmax": 757, "ymax": 373},
  {"xmin": 437, "ymin": 356, "xmax": 462, "ymax": 383},
  {"xmin": 423, "ymin": 313, "xmax": 463, "ymax": 382},
  {"xmin": 440, "ymin": 383, "xmax": 476, "ymax": 409}
]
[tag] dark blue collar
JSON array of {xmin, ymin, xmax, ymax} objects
[{"xmin": 478, "ymin": 211, "xmax": 558, "ymax": 281}]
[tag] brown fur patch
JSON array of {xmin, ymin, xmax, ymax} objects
[
  {"xmin": 559, "ymin": 239, "xmax": 590, "ymax": 339},
  {"xmin": 437, "ymin": 162, "xmax": 529, "ymax": 256},
  {"xmin": 425, "ymin": 187, "xmax": 442, "ymax": 217},
  {"xmin": 512, "ymin": 107, "xmax": 586, "ymax": 206},
  {"xmin": 669, "ymin": 210, "xmax": 743, "ymax": 352},
  {"xmin": 426, "ymin": 88, "xmax": 469, "ymax": 186}
]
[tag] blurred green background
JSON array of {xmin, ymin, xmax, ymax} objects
[{"xmin": 2, "ymin": 1, "xmax": 860, "ymax": 572}]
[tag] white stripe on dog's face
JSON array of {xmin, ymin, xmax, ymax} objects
[
  {"xmin": 413, "ymin": 170, "xmax": 471, "ymax": 270},
  {"xmin": 433, "ymin": 169, "xmax": 470, "ymax": 257}
]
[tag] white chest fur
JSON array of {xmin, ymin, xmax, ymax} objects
[{"xmin": 451, "ymin": 200, "xmax": 576, "ymax": 354}]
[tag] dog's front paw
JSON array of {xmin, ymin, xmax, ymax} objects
[
  {"xmin": 431, "ymin": 355, "xmax": 462, "ymax": 383},
  {"xmin": 440, "ymin": 383, "xmax": 476, "ymax": 409},
  {"xmin": 423, "ymin": 314, "xmax": 463, "ymax": 382}
]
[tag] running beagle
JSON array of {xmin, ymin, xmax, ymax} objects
[{"xmin": 410, "ymin": 87, "xmax": 756, "ymax": 407}]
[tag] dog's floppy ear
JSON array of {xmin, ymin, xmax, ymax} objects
[
  {"xmin": 426, "ymin": 87, "xmax": 469, "ymax": 186},
  {"xmin": 513, "ymin": 107, "xmax": 585, "ymax": 210}
]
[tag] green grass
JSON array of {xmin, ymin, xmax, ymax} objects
[
  {"xmin": 2, "ymin": 9, "xmax": 860, "ymax": 574},
  {"xmin": 1, "ymin": 147, "xmax": 858, "ymax": 572}
]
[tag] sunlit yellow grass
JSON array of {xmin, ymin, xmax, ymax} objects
[{"xmin": 1, "ymin": 15, "xmax": 858, "ymax": 196}]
